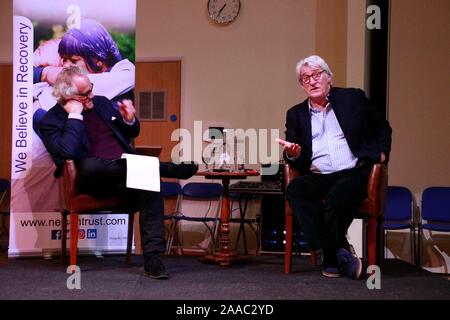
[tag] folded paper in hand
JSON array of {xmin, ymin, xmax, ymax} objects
[{"xmin": 121, "ymin": 153, "xmax": 160, "ymax": 192}]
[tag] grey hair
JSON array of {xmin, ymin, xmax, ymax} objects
[
  {"xmin": 52, "ymin": 66, "xmax": 87, "ymax": 103},
  {"xmin": 295, "ymin": 55, "xmax": 333, "ymax": 83}
]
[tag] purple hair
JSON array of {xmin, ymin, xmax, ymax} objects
[{"xmin": 58, "ymin": 19, "xmax": 122, "ymax": 72}]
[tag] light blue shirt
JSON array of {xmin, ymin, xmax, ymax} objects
[{"xmin": 309, "ymin": 99, "xmax": 357, "ymax": 174}]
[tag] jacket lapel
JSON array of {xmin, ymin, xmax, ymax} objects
[
  {"xmin": 298, "ymin": 101, "xmax": 312, "ymax": 144},
  {"xmin": 328, "ymin": 88, "xmax": 349, "ymax": 136},
  {"xmin": 94, "ymin": 100, "xmax": 123, "ymax": 138},
  {"xmin": 93, "ymin": 99, "xmax": 135, "ymax": 153}
]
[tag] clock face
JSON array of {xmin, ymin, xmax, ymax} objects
[{"xmin": 207, "ymin": 0, "xmax": 241, "ymax": 25}]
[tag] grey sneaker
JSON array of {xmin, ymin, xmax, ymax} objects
[
  {"xmin": 337, "ymin": 247, "xmax": 362, "ymax": 280},
  {"xmin": 322, "ymin": 266, "xmax": 341, "ymax": 278}
]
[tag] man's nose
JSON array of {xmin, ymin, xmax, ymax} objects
[{"xmin": 309, "ymin": 77, "xmax": 319, "ymax": 85}]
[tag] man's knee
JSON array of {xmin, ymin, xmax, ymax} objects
[
  {"xmin": 286, "ymin": 178, "xmax": 314, "ymax": 201},
  {"xmin": 141, "ymin": 191, "xmax": 164, "ymax": 212},
  {"xmin": 325, "ymin": 191, "xmax": 362, "ymax": 215},
  {"xmin": 77, "ymin": 158, "xmax": 104, "ymax": 176}
]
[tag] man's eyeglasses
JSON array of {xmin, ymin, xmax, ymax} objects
[
  {"xmin": 300, "ymin": 70, "xmax": 325, "ymax": 85},
  {"xmin": 77, "ymin": 83, "xmax": 94, "ymax": 97}
]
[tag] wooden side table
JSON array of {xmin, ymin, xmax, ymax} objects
[{"xmin": 196, "ymin": 170, "xmax": 259, "ymax": 266}]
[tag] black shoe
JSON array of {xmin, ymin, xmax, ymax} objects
[
  {"xmin": 144, "ymin": 254, "xmax": 169, "ymax": 279},
  {"xmin": 160, "ymin": 161, "xmax": 198, "ymax": 179}
]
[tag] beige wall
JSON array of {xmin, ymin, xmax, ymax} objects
[
  {"xmin": 136, "ymin": 0, "xmax": 316, "ymax": 147},
  {"xmin": 346, "ymin": 0, "xmax": 366, "ymax": 88},
  {"xmin": 387, "ymin": 0, "xmax": 450, "ymax": 271},
  {"xmin": 316, "ymin": 0, "xmax": 347, "ymax": 86},
  {"xmin": 388, "ymin": 0, "xmax": 450, "ymax": 197}
]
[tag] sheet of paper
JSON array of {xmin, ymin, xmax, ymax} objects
[{"xmin": 121, "ymin": 153, "xmax": 160, "ymax": 192}]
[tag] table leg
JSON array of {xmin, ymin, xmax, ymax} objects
[{"xmin": 203, "ymin": 178, "xmax": 243, "ymax": 266}]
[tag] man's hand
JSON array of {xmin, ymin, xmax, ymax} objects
[
  {"xmin": 64, "ymin": 99, "xmax": 84, "ymax": 114},
  {"xmin": 33, "ymin": 39, "xmax": 62, "ymax": 68},
  {"xmin": 41, "ymin": 66, "xmax": 63, "ymax": 85},
  {"xmin": 277, "ymin": 138, "xmax": 301, "ymax": 159},
  {"xmin": 118, "ymin": 99, "xmax": 136, "ymax": 123}
]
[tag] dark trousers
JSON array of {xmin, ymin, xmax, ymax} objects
[
  {"xmin": 76, "ymin": 157, "xmax": 166, "ymax": 255},
  {"xmin": 286, "ymin": 165, "xmax": 371, "ymax": 252}
]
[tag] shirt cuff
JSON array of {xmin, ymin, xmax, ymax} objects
[
  {"xmin": 68, "ymin": 113, "xmax": 83, "ymax": 121},
  {"xmin": 124, "ymin": 117, "xmax": 136, "ymax": 126},
  {"xmin": 33, "ymin": 66, "xmax": 45, "ymax": 83},
  {"xmin": 285, "ymin": 151, "xmax": 299, "ymax": 161}
]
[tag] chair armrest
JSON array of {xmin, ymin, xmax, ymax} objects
[
  {"xmin": 62, "ymin": 160, "xmax": 77, "ymax": 208},
  {"xmin": 284, "ymin": 162, "xmax": 300, "ymax": 190},
  {"xmin": 365, "ymin": 163, "xmax": 388, "ymax": 217}
]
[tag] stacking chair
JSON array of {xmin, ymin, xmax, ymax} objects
[
  {"xmin": 284, "ymin": 163, "xmax": 388, "ymax": 274},
  {"xmin": 383, "ymin": 186, "xmax": 416, "ymax": 264},
  {"xmin": 419, "ymin": 187, "xmax": 450, "ymax": 266},
  {"xmin": 0, "ymin": 179, "xmax": 10, "ymax": 235},
  {"xmin": 160, "ymin": 181, "xmax": 182, "ymax": 254},
  {"xmin": 166, "ymin": 182, "xmax": 223, "ymax": 255}
]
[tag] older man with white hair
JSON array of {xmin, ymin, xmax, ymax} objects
[{"xmin": 280, "ymin": 55, "xmax": 392, "ymax": 280}]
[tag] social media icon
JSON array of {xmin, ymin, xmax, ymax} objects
[
  {"xmin": 51, "ymin": 230, "xmax": 62, "ymax": 240},
  {"xmin": 87, "ymin": 229, "xmax": 97, "ymax": 239},
  {"xmin": 78, "ymin": 229, "xmax": 85, "ymax": 239}
]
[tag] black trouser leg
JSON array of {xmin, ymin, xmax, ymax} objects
[
  {"xmin": 324, "ymin": 167, "xmax": 369, "ymax": 250},
  {"xmin": 286, "ymin": 174, "xmax": 329, "ymax": 251},
  {"xmin": 76, "ymin": 157, "xmax": 165, "ymax": 255},
  {"xmin": 286, "ymin": 166, "xmax": 370, "ymax": 252},
  {"xmin": 137, "ymin": 190, "xmax": 166, "ymax": 254},
  {"xmin": 76, "ymin": 158, "xmax": 127, "ymax": 196}
]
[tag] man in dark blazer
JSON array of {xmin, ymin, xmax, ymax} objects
[
  {"xmin": 39, "ymin": 66, "xmax": 197, "ymax": 279},
  {"xmin": 281, "ymin": 55, "xmax": 391, "ymax": 280}
]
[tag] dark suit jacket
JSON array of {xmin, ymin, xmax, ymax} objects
[
  {"xmin": 285, "ymin": 87, "xmax": 392, "ymax": 174},
  {"xmin": 39, "ymin": 95, "xmax": 140, "ymax": 177}
]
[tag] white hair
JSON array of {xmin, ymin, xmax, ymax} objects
[
  {"xmin": 295, "ymin": 55, "xmax": 333, "ymax": 82},
  {"xmin": 52, "ymin": 66, "xmax": 87, "ymax": 104}
]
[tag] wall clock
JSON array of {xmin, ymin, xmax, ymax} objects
[{"xmin": 207, "ymin": 0, "xmax": 241, "ymax": 25}]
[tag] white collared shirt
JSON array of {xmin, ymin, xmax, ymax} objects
[{"xmin": 309, "ymin": 99, "xmax": 357, "ymax": 174}]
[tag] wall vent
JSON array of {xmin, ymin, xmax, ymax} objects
[{"xmin": 138, "ymin": 91, "xmax": 166, "ymax": 120}]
